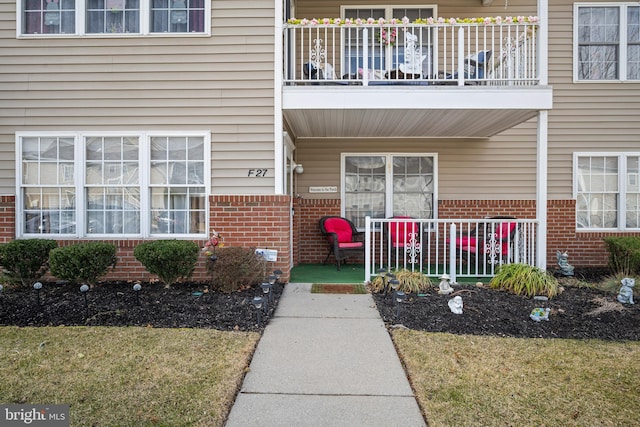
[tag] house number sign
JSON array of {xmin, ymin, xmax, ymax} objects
[{"xmin": 247, "ymin": 169, "xmax": 268, "ymax": 177}]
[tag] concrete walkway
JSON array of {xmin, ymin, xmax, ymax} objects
[{"xmin": 225, "ymin": 283, "xmax": 426, "ymax": 427}]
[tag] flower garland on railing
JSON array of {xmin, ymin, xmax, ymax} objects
[{"xmin": 286, "ymin": 16, "xmax": 539, "ymax": 26}]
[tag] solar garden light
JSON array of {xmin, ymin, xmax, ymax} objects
[
  {"xmin": 133, "ymin": 283, "xmax": 142, "ymax": 305},
  {"xmin": 273, "ymin": 269, "xmax": 283, "ymax": 284},
  {"xmin": 252, "ymin": 296, "xmax": 264, "ymax": 326},
  {"xmin": 386, "ymin": 273, "xmax": 396, "ymax": 296},
  {"xmin": 0, "ymin": 284, "xmax": 3, "ymax": 294},
  {"xmin": 33, "ymin": 281, "xmax": 43, "ymax": 307},
  {"xmin": 260, "ymin": 282, "xmax": 272, "ymax": 310},
  {"xmin": 377, "ymin": 268, "xmax": 387, "ymax": 292},
  {"xmin": 389, "ymin": 279, "xmax": 400, "ymax": 303},
  {"xmin": 395, "ymin": 291, "xmax": 407, "ymax": 318},
  {"xmin": 80, "ymin": 284, "xmax": 90, "ymax": 312}
]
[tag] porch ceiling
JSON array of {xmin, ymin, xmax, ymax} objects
[{"xmin": 282, "ymin": 85, "xmax": 553, "ymax": 139}]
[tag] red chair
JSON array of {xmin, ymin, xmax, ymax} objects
[
  {"xmin": 319, "ymin": 216, "xmax": 364, "ymax": 270},
  {"xmin": 452, "ymin": 217, "xmax": 517, "ymax": 264}
]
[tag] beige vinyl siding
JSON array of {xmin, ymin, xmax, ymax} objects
[
  {"xmin": 294, "ymin": 125, "xmax": 538, "ymax": 201},
  {"xmin": 0, "ymin": 0, "xmax": 276, "ymax": 195},
  {"xmin": 547, "ymin": 0, "xmax": 640, "ymax": 200}
]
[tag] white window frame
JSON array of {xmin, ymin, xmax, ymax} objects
[
  {"xmin": 573, "ymin": 152, "xmax": 640, "ymax": 231},
  {"xmin": 17, "ymin": 0, "xmax": 211, "ymax": 38},
  {"xmin": 16, "ymin": 131, "xmax": 210, "ymax": 238},
  {"xmin": 573, "ymin": 2, "xmax": 640, "ymax": 82},
  {"xmin": 341, "ymin": 152, "xmax": 438, "ymax": 230}
]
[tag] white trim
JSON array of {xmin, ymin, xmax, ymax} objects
[
  {"xmin": 274, "ymin": 0, "xmax": 284, "ymax": 195},
  {"xmin": 536, "ymin": 110, "xmax": 548, "ymax": 270}
]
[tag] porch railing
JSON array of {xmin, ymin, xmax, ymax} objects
[
  {"xmin": 284, "ymin": 21, "xmax": 538, "ymax": 86},
  {"xmin": 364, "ymin": 217, "xmax": 538, "ymax": 283}
]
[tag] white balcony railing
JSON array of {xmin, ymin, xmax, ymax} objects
[
  {"xmin": 364, "ymin": 217, "xmax": 538, "ymax": 283},
  {"xmin": 284, "ymin": 21, "xmax": 538, "ymax": 86}
]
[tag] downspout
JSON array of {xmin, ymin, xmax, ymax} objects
[
  {"xmin": 536, "ymin": 0, "xmax": 549, "ymax": 270},
  {"xmin": 274, "ymin": 0, "xmax": 284, "ymax": 194}
]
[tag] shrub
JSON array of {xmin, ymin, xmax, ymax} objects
[
  {"xmin": 209, "ymin": 246, "xmax": 267, "ymax": 293},
  {"xmin": 489, "ymin": 263, "xmax": 559, "ymax": 298},
  {"xmin": 134, "ymin": 240, "xmax": 199, "ymax": 287},
  {"xmin": 370, "ymin": 269, "xmax": 431, "ymax": 293},
  {"xmin": 603, "ymin": 236, "xmax": 640, "ymax": 275},
  {"xmin": 598, "ymin": 272, "xmax": 640, "ymax": 297},
  {"xmin": 49, "ymin": 242, "xmax": 117, "ymax": 287},
  {"xmin": 0, "ymin": 239, "xmax": 58, "ymax": 287}
]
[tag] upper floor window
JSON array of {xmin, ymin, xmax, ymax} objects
[
  {"xmin": 342, "ymin": 153, "xmax": 437, "ymax": 229},
  {"xmin": 574, "ymin": 3, "xmax": 640, "ymax": 81},
  {"xmin": 574, "ymin": 153, "xmax": 640, "ymax": 230},
  {"xmin": 17, "ymin": 132, "xmax": 209, "ymax": 237},
  {"xmin": 20, "ymin": 0, "xmax": 208, "ymax": 36}
]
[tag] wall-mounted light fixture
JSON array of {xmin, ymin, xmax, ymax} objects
[{"xmin": 291, "ymin": 161, "xmax": 304, "ymax": 174}]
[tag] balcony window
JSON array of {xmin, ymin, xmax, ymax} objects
[
  {"xmin": 575, "ymin": 153, "xmax": 640, "ymax": 230},
  {"xmin": 575, "ymin": 4, "xmax": 640, "ymax": 81},
  {"xmin": 341, "ymin": 6, "xmax": 434, "ymax": 77},
  {"xmin": 19, "ymin": 0, "xmax": 208, "ymax": 35},
  {"xmin": 18, "ymin": 132, "xmax": 209, "ymax": 237},
  {"xmin": 342, "ymin": 154, "xmax": 436, "ymax": 229}
]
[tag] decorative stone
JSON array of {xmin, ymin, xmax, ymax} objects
[
  {"xmin": 617, "ymin": 278, "xmax": 635, "ymax": 305},
  {"xmin": 530, "ymin": 307, "xmax": 550, "ymax": 322},
  {"xmin": 448, "ymin": 295, "xmax": 463, "ymax": 314},
  {"xmin": 556, "ymin": 251, "xmax": 574, "ymax": 276},
  {"xmin": 438, "ymin": 274, "xmax": 454, "ymax": 295}
]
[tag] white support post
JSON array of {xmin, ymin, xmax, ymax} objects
[
  {"xmin": 365, "ymin": 216, "xmax": 371, "ymax": 283},
  {"xmin": 457, "ymin": 27, "xmax": 464, "ymax": 86},
  {"xmin": 449, "ymin": 223, "xmax": 457, "ymax": 283},
  {"xmin": 362, "ymin": 28, "xmax": 369, "ymax": 86}
]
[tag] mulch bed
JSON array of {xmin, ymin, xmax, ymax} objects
[
  {"xmin": 0, "ymin": 281, "xmax": 283, "ymax": 332},
  {"xmin": 1, "ymin": 268, "xmax": 638, "ymax": 340}
]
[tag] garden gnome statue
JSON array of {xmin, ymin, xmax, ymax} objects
[
  {"xmin": 448, "ymin": 296, "xmax": 463, "ymax": 314},
  {"xmin": 617, "ymin": 278, "xmax": 635, "ymax": 305},
  {"xmin": 556, "ymin": 251, "xmax": 574, "ymax": 276},
  {"xmin": 438, "ymin": 273, "xmax": 454, "ymax": 295}
]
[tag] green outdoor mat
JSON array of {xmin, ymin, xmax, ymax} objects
[{"xmin": 290, "ymin": 264, "xmax": 365, "ymax": 284}]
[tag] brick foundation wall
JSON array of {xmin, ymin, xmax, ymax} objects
[
  {"xmin": 0, "ymin": 195, "xmax": 292, "ymax": 283},
  {"xmin": 294, "ymin": 198, "xmax": 341, "ymax": 264}
]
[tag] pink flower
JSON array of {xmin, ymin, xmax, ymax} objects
[
  {"xmin": 437, "ymin": 17, "xmax": 445, "ymax": 24},
  {"xmin": 334, "ymin": 18, "xmax": 341, "ymax": 24},
  {"xmin": 402, "ymin": 16, "xmax": 410, "ymax": 25},
  {"xmin": 517, "ymin": 16, "xmax": 525, "ymax": 24},
  {"xmin": 322, "ymin": 18, "xmax": 330, "ymax": 25},
  {"xmin": 448, "ymin": 17, "xmax": 457, "ymax": 25},
  {"xmin": 495, "ymin": 16, "xmax": 502, "ymax": 24},
  {"xmin": 310, "ymin": 18, "xmax": 318, "ymax": 25},
  {"xmin": 484, "ymin": 17, "xmax": 492, "ymax": 25},
  {"xmin": 427, "ymin": 17, "xmax": 435, "ymax": 25},
  {"xmin": 505, "ymin": 16, "xmax": 514, "ymax": 24},
  {"xmin": 378, "ymin": 18, "xmax": 386, "ymax": 25},
  {"xmin": 529, "ymin": 16, "xmax": 539, "ymax": 23},
  {"xmin": 389, "ymin": 18, "xmax": 398, "ymax": 25},
  {"xmin": 344, "ymin": 18, "xmax": 353, "ymax": 26},
  {"xmin": 300, "ymin": 18, "xmax": 308, "ymax": 26},
  {"xmin": 355, "ymin": 18, "xmax": 363, "ymax": 25},
  {"xmin": 367, "ymin": 17, "xmax": 375, "ymax": 24}
]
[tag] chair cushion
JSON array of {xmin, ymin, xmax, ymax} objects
[
  {"xmin": 338, "ymin": 242, "xmax": 363, "ymax": 249},
  {"xmin": 324, "ymin": 217, "xmax": 353, "ymax": 243}
]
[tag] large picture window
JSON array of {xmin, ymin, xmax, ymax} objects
[
  {"xmin": 574, "ymin": 153, "xmax": 640, "ymax": 230},
  {"xmin": 18, "ymin": 132, "xmax": 209, "ymax": 237},
  {"xmin": 342, "ymin": 153, "xmax": 436, "ymax": 229},
  {"xmin": 574, "ymin": 3, "xmax": 640, "ymax": 81},
  {"xmin": 19, "ymin": 0, "xmax": 208, "ymax": 36}
]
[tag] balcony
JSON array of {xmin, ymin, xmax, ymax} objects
[{"xmin": 282, "ymin": 19, "xmax": 553, "ymax": 139}]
